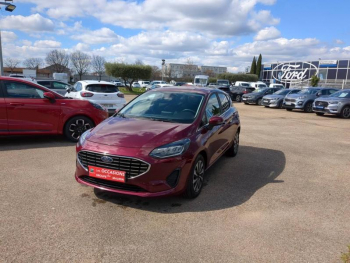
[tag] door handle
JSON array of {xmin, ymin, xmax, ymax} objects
[{"xmin": 9, "ymin": 103, "xmax": 24, "ymax": 106}]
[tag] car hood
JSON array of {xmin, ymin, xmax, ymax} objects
[
  {"xmin": 315, "ymin": 97, "xmax": 348, "ymax": 102},
  {"xmin": 87, "ymin": 117, "xmax": 193, "ymax": 148},
  {"xmin": 243, "ymin": 92, "xmax": 261, "ymax": 97},
  {"xmin": 285, "ymin": 93, "xmax": 305, "ymax": 99},
  {"xmin": 263, "ymin": 94, "xmax": 283, "ymax": 99}
]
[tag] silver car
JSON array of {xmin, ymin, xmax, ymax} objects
[
  {"xmin": 262, "ymin": 89, "xmax": 301, "ymax": 108},
  {"xmin": 313, "ymin": 89, "xmax": 350, "ymax": 118},
  {"xmin": 283, "ymin": 87, "xmax": 338, "ymax": 113}
]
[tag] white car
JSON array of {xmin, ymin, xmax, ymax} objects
[
  {"xmin": 234, "ymin": 81, "xmax": 250, "ymax": 87},
  {"xmin": 65, "ymin": 80, "xmax": 126, "ymax": 114},
  {"xmin": 132, "ymin": 82, "xmax": 141, "ymax": 88},
  {"xmin": 145, "ymin": 83, "xmax": 172, "ymax": 91},
  {"xmin": 250, "ymin": 82, "xmax": 267, "ymax": 88},
  {"xmin": 269, "ymin": 83, "xmax": 285, "ymax": 89},
  {"xmin": 138, "ymin": 80, "xmax": 150, "ymax": 88}
]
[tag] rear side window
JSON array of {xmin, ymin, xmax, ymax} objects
[
  {"xmin": 3, "ymin": 81, "xmax": 44, "ymax": 99},
  {"xmin": 38, "ymin": 81, "xmax": 51, "ymax": 88},
  {"xmin": 329, "ymin": 89, "xmax": 338, "ymax": 95},
  {"xmin": 53, "ymin": 82, "xmax": 68, "ymax": 89},
  {"xmin": 86, "ymin": 84, "xmax": 119, "ymax": 93},
  {"xmin": 218, "ymin": 93, "xmax": 230, "ymax": 113}
]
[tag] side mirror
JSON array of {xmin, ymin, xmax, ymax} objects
[
  {"xmin": 316, "ymin": 92, "xmax": 321, "ymax": 97},
  {"xmin": 66, "ymin": 86, "xmax": 71, "ymax": 93},
  {"xmin": 208, "ymin": 116, "xmax": 224, "ymax": 129},
  {"xmin": 44, "ymin": 92, "xmax": 55, "ymax": 101}
]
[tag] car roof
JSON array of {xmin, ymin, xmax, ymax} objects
[
  {"xmin": 150, "ymin": 86, "xmax": 227, "ymax": 95},
  {"xmin": 79, "ymin": 80, "xmax": 115, "ymax": 85}
]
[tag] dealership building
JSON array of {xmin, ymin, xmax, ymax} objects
[{"xmin": 261, "ymin": 60, "xmax": 350, "ymax": 88}]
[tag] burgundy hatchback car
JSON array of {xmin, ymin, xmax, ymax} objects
[{"xmin": 75, "ymin": 87, "xmax": 241, "ymax": 198}]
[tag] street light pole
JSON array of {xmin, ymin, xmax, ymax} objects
[
  {"xmin": 0, "ymin": 1, "xmax": 17, "ymax": 76},
  {"xmin": 161, "ymin": 59, "xmax": 165, "ymax": 81}
]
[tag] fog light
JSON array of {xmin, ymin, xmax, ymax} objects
[
  {"xmin": 298, "ymin": 101, "xmax": 303, "ymax": 105},
  {"xmin": 166, "ymin": 169, "xmax": 180, "ymax": 188}
]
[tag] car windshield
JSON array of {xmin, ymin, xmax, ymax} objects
[
  {"xmin": 86, "ymin": 84, "xmax": 119, "ymax": 93},
  {"xmin": 118, "ymin": 91, "xmax": 205, "ymax": 124},
  {"xmin": 329, "ymin": 90, "xmax": 350, "ymax": 98},
  {"xmin": 298, "ymin": 88, "xmax": 319, "ymax": 94},
  {"xmin": 252, "ymin": 88, "xmax": 266, "ymax": 93},
  {"xmin": 274, "ymin": 89, "xmax": 290, "ymax": 95},
  {"xmin": 218, "ymin": 81, "xmax": 228, "ymax": 84}
]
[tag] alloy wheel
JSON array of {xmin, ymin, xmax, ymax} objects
[
  {"xmin": 193, "ymin": 159, "xmax": 204, "ymax": 193},
  {"xmin": 68, "ymin": 119, "xmax": 92, "ymax": 140},
  {"xmin": 342, "ymin": 107, "xmax": 350, "ymax": 118},
  {"xmin": 235, "ymin": 95, "xmax": 241, "ymax": 102},
  {"xmin": 305, "ymin": 102, "xmax": 313, "ymax": 113}
]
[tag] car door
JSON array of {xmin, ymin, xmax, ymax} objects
[
  {"xmin": 200, "ymin": 93, "xmax": 227, "ymax": 166},
  {"xmin": 3, "ymin": 80, "xmax": 61, "ymax": 133},
  {"xmin": 217, "ymin": 93, "xmax": 237, "ymax": 147},
  {"xmin": 0, "ymin": 85, "xmax": 8, "ymax": 134}
]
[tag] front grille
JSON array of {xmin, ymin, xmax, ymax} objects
[
  {"xmin": 78, "ymin": 151, "xmax": 150, "ymax": 179},
  {"xmin": 315, "ymin": 101, "xmax": 328, "ymax": 107},
  {"xmin": 80, "ymin": 176, "xmax": 146, "ymax": 192},
  {"xmin": 285, "ymin": 98, "xmax": 296, "ymax": 102}
]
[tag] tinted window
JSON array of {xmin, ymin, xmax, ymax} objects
[
  {"xmin": 290, "ymin": 89, "xmax": 301, "ymax": 94},
  {"xmin": 86, "ymin": 84, "xmax": 119, "ymax": 93},
  {"xmin": 118, "ymin": 91, "xmax": 204, "ymax": 124},
  {"xmin": 321, "ymin": 89, "xmax": 328, "ymax": 95},
  {"xmin": 338, "ymin": 60, "xmax": 348, "ymax": 68},
  {"xmin": 4, "ymin": 81, "xmax": 44, "ymax": 99},
  {"xmin": 37, "ymin": 81, "xmax": 51, "ymax": 88},
  {"xmin": 327, "ymin": 69, "xmax": 337, "ymax": 79},
  {"xmin": 337, "ymin": 69, "xmax": 347, "ymax": 79},
  {"xmin": 218, "ymin": 93, "xmax": 230, "ymax": 112},
  {"xmin": 53, "ymin": 82, "xmax": 68, "ymax": 89},
  {"xmin": 265, "ymin": 89, "xmax": 274, "ymax": 95},
  {"xmin": 205, "ymin": 94, "xmax": 221, "ymax": 118}
]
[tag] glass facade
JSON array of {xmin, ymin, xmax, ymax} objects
[{"xmin": 261, "ymin": 60, "xmax": 350, "ymax": 87}]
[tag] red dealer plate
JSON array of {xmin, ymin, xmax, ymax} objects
[{"xmin": 88, "ymin": 166, "xmax": 126, "ymax": 183}]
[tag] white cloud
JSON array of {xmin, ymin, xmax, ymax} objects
[
  {"xmin": 1, "ymin": 31, "xmax": 17, "ymax": 43},
  {"xmin": 20, "ymin": 0, "xmax": 280, "ymax": 36},
  {"xmin": 72, "ymin": 27, "xmax": 121, "ymax": 44},
  {"xmin": 34, "ymin": 40, "xmax": 61, "ymax": 48},
  {"xmin": 0, "ymin": 14, "xmax": 54, "ymax": 32},
  {"xmin": 335, "ymin": 39, "xmax": 344, "ymax": 45},
  {"xmin": 255, "ymin": 27, "xmax": 281, "ymax": 41}
]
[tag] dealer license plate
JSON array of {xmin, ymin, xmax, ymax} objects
[
  {"xmin": 285, "ymin": 101, "xmax": 291, "ymax": 105},
  {"xmin": 88, "ymin": 166, "xmax": 126, "ymax": 183},
  {"xmin": 102, "ymin": 104, "xmax": 114, "ymax": 108},
  {"xmin": 242, "ymin": 98, "xmax": 247, "ymax": 100}
]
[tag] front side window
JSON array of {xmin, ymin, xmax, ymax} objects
[
  {"xmin": 53, "ymin": 82, "xmax": 69, "ymax": 89},
  {"xmin": 38, "ymin": 81, "xmax": 51, "ymax": 88},
  {"xmin": 218, "ymin": 93, "xmax": 230, "ymax": 112},
  {"xmin": 118, "ymin": 91, "xmax": 204, "ymax": 124},
  {"xmin": 205, "ymin": 94, "xmax": 221, "ymax": 119},
  {"xmin": 4, "ymin": 81, "xmax": 44, "ymax": 99}
]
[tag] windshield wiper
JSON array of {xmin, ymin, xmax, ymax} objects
[
  {"xmin": 116, "ymin": 113, "xmax": 126, "ymax": 118},
  {"xmin": 147, "ymin": 117, "xmax": 174, "ymax": 122}
]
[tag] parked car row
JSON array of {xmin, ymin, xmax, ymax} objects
[{"xmin": 238, "ymin": 86, "xmax": 349, "ymax": 118}]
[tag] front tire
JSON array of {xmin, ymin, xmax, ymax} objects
[
  {"xmin": 257, "ymin": 98, "xmax": 262, "ymax": 106},
  {"xmin": 226, "ymin": 131, "xmax": 239, "ymax": 157},
  {"xmin": 185, "ymin": 155, "xmax": 205, "ymax": 199},
  {"xmin": 304, "ymin": 102, "xmax": 313, "ymax": 113},
  {"xmin": 316, "ymin": 112, "xmax": 324, "ymax": 116},
  {"xmin": 340, "ymin": 106, "xmax": 350, "ymax": 119},
  {"xmin": 235, "ymin": 94, "xmax": 242, "ymax": 102},
  {"xmin": 286, "ymin": 108, "xmax": 292, "ymax": 111},
  {"xmin": 64, "ymin": 116, "xmax": 94, "ymax": 142}
]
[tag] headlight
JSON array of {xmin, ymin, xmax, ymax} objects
[
  {"xmin": 78, "ymin": 129, "xmax": 91, "ymax": 146},
  {"xmin": 271, "ymin": 98, "xmax": 278, "ymax": 101},
  {"xmin": 298, "ymin": 96, "xmax": 306, "ymax": 99},
  {"xmin": 328, "ymin": 101, "xmax": 339, "ymax": 104},
  {"xmin": 89, "ymin": 101, "xmax": 105, "ymax": 111},
  {"xmin": 150, "ymin": 138, "xmax": 191, "ymax": 159}
]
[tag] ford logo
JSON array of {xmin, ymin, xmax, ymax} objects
[
  {"xmin": 101, "ymin": 156, "xmax": 113, "ymax": 163},
  {"xmin": 272, "ymin": 62, "xmax": 318, "ymax": 84}
]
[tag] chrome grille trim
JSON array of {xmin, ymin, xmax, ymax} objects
[{"xmin": 77, "ymin": 150, "xmax": 151, "ymax": 179}]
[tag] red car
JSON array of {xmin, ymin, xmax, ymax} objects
[
  {"xmin": 75, "ymin": 87, "xmax": 241, "ymax": 198},
  {"xmin": 0, "ymin": 77, "xmax": 108, "ymax": 141}
]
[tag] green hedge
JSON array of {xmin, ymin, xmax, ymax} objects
[
  {"xmin": 208, "ymin": 77, "xmax": 217, "ymax": 83},
  {"xmin": 217, "ymin": 73, "xmax": 258, "ymax": 83}
]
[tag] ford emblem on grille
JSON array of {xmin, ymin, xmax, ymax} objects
[{"xmin": 101, "ymin": 156, "xmax": 113, "ymax": 163}]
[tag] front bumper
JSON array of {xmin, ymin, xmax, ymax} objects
[
  {"xmin": 262, "ymin": 99, "xmax": 280, "ymax": 107},
  {"xmin": 75, "ymin": 141, "xmax": 194, "ymax": 197},
  {"xmin": 283, "ymin": 99, "xmax": 304, "ymax": 109},
  {"xmin": 313, "ymin": 104, "xmax": 340, "ymax": 115},
  {"xmin": 242, "ymin": 97, "xmax": 257, "ymax": 104}
]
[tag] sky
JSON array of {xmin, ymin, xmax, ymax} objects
[{"xmin": 0, "ymin": 0, "xmax": 349, "ymax": 72}]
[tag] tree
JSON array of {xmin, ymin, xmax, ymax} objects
[
  {"xmin": 250, "ymin": 56, "xmax": 257, "ymax": 74},
  {"xmin": 256, "ymin": 54, "xmax": 262, "ymax": 78},
  {"xmin": 204, "ymin": 69, "xmax": 215, "ymax": 77},
  {"xmin": 310, "ymin": 74, "xmax": 320, "ymax": 87},
  {"xmin": 91, "ymin": 55, "xmax": 106, "ymax": 81},
  {"xmin": 23, "ymin": 58, "xmax": 43, "ymax": 69},
  {"xmin": 105, "ymin": 63, "xmax": 152, "ymax": 91},
  {"xmin": 134, "ymin": 59, "xmax": 144, "ymax": 65},
  {"xmin": 4, "ymin": 58, "xmax": 20, "ymax": 73},
  {"xmin": 45, "ymin": 49, "xmax": 69, "ymax": 73},
  {"xmin": 70, "ymin": 51, "xmax": 91, "ymax": 80},
  {"xmin": 151, "ymin": 66, "xmax": 161, "ymax": 80}
]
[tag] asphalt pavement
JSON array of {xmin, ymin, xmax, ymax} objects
[{"xmin": 0, "ymin": 95, "xmax": 349, "ymax": 262}]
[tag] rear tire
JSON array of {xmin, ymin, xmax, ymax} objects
[
  {"xmin": 340, "ymin": 106, "xmax": 350, "ymax": 119},
  {"xmin": 185, "ymin": 155, "xmax": 205, "ymax": 199},
  {"xmin": 286, "ymin": 108, "xmax": 292, "ymax": 111},
  {"xmin": 64, "ymin": 116, "xmax": 94, "ymax": 142},
  {"xmin": 244, "ymin": 102, "xmax": 249, "ymax": 105},
  {"xmin": 316, "ymin": 112, "xmax": 324, "ymax": 116},
  {"xmin": 278, "ymin": 101, "xmax": 283, "ymax": 109},
  {"xmin": 257, "ymin": 98, "xmax": 262, "ymax": 106},
  {"xmin": 235, "ymin": 94, "xmax": 242, "ymax": 102},
  {"xmin": 226, "ymin": 131, "xmax": 239, "ymax": 157},
  {"xmin": 304, "ymin": 102, "xmax": 313, "ymax": 113}
]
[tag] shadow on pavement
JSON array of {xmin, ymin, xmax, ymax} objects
[
  {"xmin": 94, "ymin": 145, "xmax": 286, "ymax": 213},
  {"xmin": 0, "ymin": 135, "xmax": 75, "ymax": 151}
]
